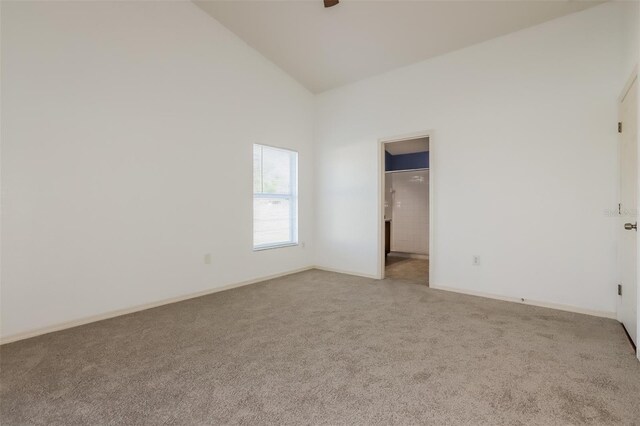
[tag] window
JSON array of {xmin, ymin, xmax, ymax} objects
[{"xmin": 253, "ymin": 144, "xmax": 298, "ymax": 250}]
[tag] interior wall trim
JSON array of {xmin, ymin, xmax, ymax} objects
[
  {"xmin": 3, "ymin": 267, "xmax": 618, "ymax": 345},
  {"xmin": 430, "ymin": 284, "xmax": 617, "ymax": 319},
  {"xmin": 0, "ymin": 266, "xmax": 315, "ymax": 345},
  {"xmin": 312, "ymin": 265, "xmax": 379, "ymax": 279}
]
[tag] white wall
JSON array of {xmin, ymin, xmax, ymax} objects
[
  {"xmin": 315, "ymin": 2, "xmax": 634, "ymax": 315},
  {"xmin": 621, "ymin": 0, "xmax": 639, "ymax": 84},
  {"xmin": 389, "ymin": 170, "xmax": 429, "ymax": 255},
  {"xmin": 2, "ymin": 1, "xmax": 638, "ymax": 342},
  {"xmin": 384, "ymin": 172, "xmax": 393, "ymax": 221},
  {"xmin": 1, "ymin": 1, "xmax": 315, "ymax": 340}
]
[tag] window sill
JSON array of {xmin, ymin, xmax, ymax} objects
[{"xmin": 253, "ymin": 242, "xmax": 299, "ymax": 252}]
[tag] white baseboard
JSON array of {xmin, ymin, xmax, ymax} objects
[
  {"xmin": 313, "ymin": 265, "xmax": 379, "ymax": 279},
  {"xmin": 0, "ymin": 266, "xmax": 314, "ymax": 345},
  {"xmin": 430, "ymin": 284, "xmax": 617, "ymax": 320},
  {"xmin": 2, "ymin": 268, "xmax": 618, "ymax": 345}
]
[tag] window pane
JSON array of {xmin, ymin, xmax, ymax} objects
[
  {"xmin": 254, "ymin": 197, "xmax": 291, "ymax": 247},
  {"xmin": 253, "ymin": 145, "xmax": 262, "ymax": 193},
  {"xmin": 261, "ymin": 146, "xmax": 291, "ymax": 194},
  {"xmin": 253, "ymin": 143, "xmax": 297, "ymax": 250}
]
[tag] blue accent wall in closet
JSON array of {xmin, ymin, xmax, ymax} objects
[{"xmin": 385, "ymin": 151, "xmax": 429, "ymax": 171}]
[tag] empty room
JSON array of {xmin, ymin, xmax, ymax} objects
[{"xmin": 1, "ymin": 0, "xmax": 639, "ymax": 424}]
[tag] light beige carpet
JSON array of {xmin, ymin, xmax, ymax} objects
[
  {"xmin": 385, "ymin": 257, "xmax": 429, "ymax": 285},
  {"xmin": 1, "ymin": 269, "xmax": 639, "ymax": 425}
]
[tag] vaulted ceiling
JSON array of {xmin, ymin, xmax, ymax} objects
[{"xmin": 195, "ymin": 1, "xmax": 603, "ymax": 93}]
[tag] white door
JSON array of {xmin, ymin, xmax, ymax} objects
[
  {"xmin": 619, "ymin": 77, "xmax": 638, "ymax": 346},
  {"xmin": 390, "ymin": 170, "xmax": 429, "ymax": 254}
]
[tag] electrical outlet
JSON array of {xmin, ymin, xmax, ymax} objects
[
  {"xmin": 204, "ymin": 253, "xmax": 212, "ymax": 265},
  {"xmin": 473, "ymin": 256, "xmax": 480, "ymax": 266}
]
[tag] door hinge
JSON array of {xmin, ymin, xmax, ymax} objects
[
  {"xmin": 618, "ymin": 122, "xmax": 623, "ymax": 133},
  {"xmin": 619, "ymin": 203, "xmax": 622, "ymax": 215},
  {"xmin": 618, "ymin": 284, "xmax": 622, "ymax": 296}
]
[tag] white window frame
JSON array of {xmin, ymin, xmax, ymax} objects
[{"xmin": 253, "ymin": 144, "xmax": 298, "ymax": 251}]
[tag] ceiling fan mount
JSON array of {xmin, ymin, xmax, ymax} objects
[{"xmin": 324, "ymin": 0, "xmax": 339, "ymax": 8}]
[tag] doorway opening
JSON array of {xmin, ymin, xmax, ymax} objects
[{"xmin": 379, "ymin": 134, "xmax": 432, "ymax": 286}]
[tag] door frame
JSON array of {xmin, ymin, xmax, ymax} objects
[{"xmin": 377, "ymin": 130, "xmax": 435, "ymax": 283}]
